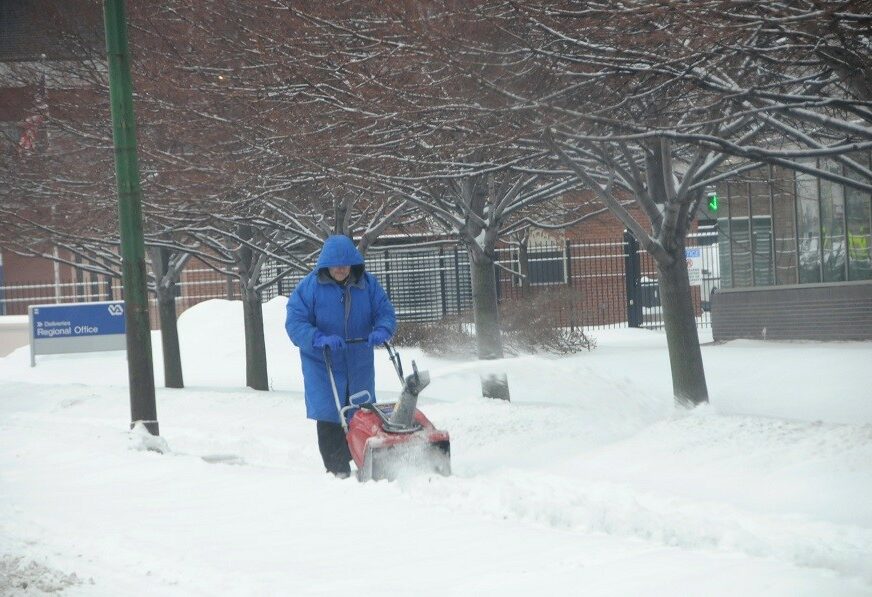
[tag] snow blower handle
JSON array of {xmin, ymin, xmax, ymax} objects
[
  {"xmin": 384, "ymin": 342, "xmax": 405, "ymax": 386},
  {"xmin": 323, "ymin": 346, "xmax": 349, "ymax": 433},
  {"xmin": 324, "ymin": 344, "xmax": 374, "ymax": 433},
  {"xmin": 346, "ymin": 338, "xmax": 404, "ymax": 386}
]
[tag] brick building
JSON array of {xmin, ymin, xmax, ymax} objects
[{"xmin": 1, "ymin": 0, "xmax": 107, "ymax": 313}]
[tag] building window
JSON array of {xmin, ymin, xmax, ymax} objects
[
  {"xmin": 718, "ymin": 215, "xmax": 772, "ymax": 289},
  {"xmin": 527, "ymin": 246, "xmax": 566, "ymax": 285},
  {"xmin": 718, "ymin": 157, "xmax": 870, "ymax": 288},
  {"xmin": 796, "ymin": 167, "xmax": 822, "ymax": 283},
  {"xmin": 719, "ymin": 177, "xmax": 775, "ymax": 288},
  {"xmin": 845, "ymin": 153, "xmax": 872, "ymax": 281},
  {"xmin": 750, "ymin": 175, "xmax": 774, "ymax": 286},
  {"xmin": 718, "ymin": 215, "xmax": 733, "ymax": 288},
  {"xmin": 820, "ymin": 159, "xmax": 847, "ymax": 282},
  {"xmin": 511, "ymin": 244, "xmax": 566, "ymax": 286},
  {"xmin": 771, "ymin": 166, "xmax": 798, "ymax": 285}
]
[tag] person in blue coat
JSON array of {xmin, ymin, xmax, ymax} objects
[{"xmin": 285, "ymin": 235, "xmax": 396, "ymax": 477}]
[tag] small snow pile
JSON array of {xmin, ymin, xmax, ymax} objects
[
  {"xmin": 0, "ymin": 555, "xmax": 86, "ymax": 594},
  {"xmin": 128, "ymin": 422, "xmax": 170, "ymax": 454},
  {"xmin": 200, "ymin": 453, "xmax": 246, "ymax": 465}
]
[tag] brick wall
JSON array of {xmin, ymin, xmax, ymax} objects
[{"xmin": 711, "ymin": 281, "xmax": 872, "ymax": 341}]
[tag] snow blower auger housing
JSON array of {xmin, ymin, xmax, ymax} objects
[{"xmin": 324, "ymin": 341, "xmax": 451, "ymax": 482}]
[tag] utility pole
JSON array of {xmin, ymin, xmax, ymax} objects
[{"xmin": 104, "ymin": 0, "xmax": 158, "ymax": 435}]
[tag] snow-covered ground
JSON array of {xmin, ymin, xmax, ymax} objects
[{"xmin": 1, "ymin": 297, "xmax": 871, "ymax": 596}]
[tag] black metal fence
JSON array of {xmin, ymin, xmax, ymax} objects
[
  {"xmin": 267, "ymin": 246, "xmax": 474, "ymax": 322},
  {"xmin": 2, "ymin": 232, "xmax": 721, "ymax": 331},
  {"xmin": 495, "ymin": 239, "xmax": 628, "ymax": 328},
  {"xmin": 273, "ymin": 231, "xmax": 719, "ymax": 330}
]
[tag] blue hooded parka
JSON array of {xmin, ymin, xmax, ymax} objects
[{"xmin": 285, "ymin": 235, "xmax": 396, "ymax": 423}]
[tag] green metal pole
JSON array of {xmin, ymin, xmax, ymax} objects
[{"xmin": 104, "ymin": 0, "xmax": 158, "ymax": 435}]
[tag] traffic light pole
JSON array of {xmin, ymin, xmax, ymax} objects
[{"xmin": 104, "ymin": 0, "xmax": 158, "ymax": 435}]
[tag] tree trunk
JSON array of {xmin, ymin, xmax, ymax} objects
[
  {"xmin": 156, "ymin": 283, "xmax": 184, "ymax": 388},
  {"xmin": 470, "ymin": 254, "xmax": 503, "ymax": 359},
  {"xmin": 242, "ymin": 286, "xmax": 269, "ymax": 391},
  {"xmin": 657, "ymin": 250, "xmax": 709, "ymax": 407},
  {"xmin": 151, "ymin": 247, "xmax": 184, "ymax": 389},
  {"xmin": 469, "ymin": 252, "xmax": 510, "ymax": 401},
  {"xmin": 518, "ymin": 241, "xmax": 531, "ymax": 291}
]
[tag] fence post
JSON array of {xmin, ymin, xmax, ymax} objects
[
  {"xmin": 383, "ymin": 249, "xmax": 392, "ymax": 296},
  {"xmin": 564, "ymin": 239, "xmax": 572, "ymax": 284},
  {"xmin": 564, "ymin": 239, "xmax": 575, "ymax": 329},
  {"xmin": 454, "ymin": 247, "xmax": 461, "ymax": 315},
  {"xmin": 624, "ymin": 230, "xmax": 642, "ymax": 327},
  {"xmin": 439, "ymin": 247, "xmax": 447, "ymax": 317},
  {"xmin": 74, "ymin": 255, "xmax": 84, "ymax": 300}
]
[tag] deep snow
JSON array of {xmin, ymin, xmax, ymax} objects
[{"xmin": 1, "ymin": 297, "xmax": 871, "ymax": 596}]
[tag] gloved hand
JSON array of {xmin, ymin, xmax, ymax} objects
[
  {"xmin": 313, "ymin": 332, "xmax": 345, "ymax": 352},
  {"xmin": 367, "ymin": 328, "xmax": 391, "ymax": 347}
]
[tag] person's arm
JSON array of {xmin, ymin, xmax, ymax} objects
[{"xmin": 285, "ymin": 279, "xmax": 319, "ymax": 354}]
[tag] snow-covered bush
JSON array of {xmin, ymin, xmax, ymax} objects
[
  {"xmin": 392, "ymin": 288, "xmax": 595, "ymax": 356},
  {"xmin": 392, "ymin": 317, "xmax": 477, "ymax": 359},
  {"xmin": 500, "ymin": 287, "xmax": 596, "ymax": 355}
]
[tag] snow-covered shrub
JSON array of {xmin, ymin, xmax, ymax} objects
[
  {"xmin": 500, "ymin": 287, "xmax": 596, "ymax": 354},
  {"xmin": 392, "ymin": 287, "xmax": 595, "ymax": 356},
  {"xmin": 392, "ymin": 317, "xmax": 477, "ymax": 359}
]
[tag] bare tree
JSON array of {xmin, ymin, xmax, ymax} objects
[
  {"xmin": 469, "ymin": 0, "xmax": 871, "ymax": 405},
  {"xmin": 2, "ymin": 1, "xmax": 419, "ymax": 390}
]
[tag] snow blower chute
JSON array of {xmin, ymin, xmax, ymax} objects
[{"xmin": 324, "ymin": 341, "xmax": 451, "ymax": 482}]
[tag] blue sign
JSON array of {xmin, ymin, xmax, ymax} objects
[
  {"xmin": 31, "ymin": 301, "xmax": 126, "ymax": 339},
  {"xmin": 29, "ymin": 301, "xmax": 127, "ymax": 366}
]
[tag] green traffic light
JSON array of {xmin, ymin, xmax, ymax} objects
[{"xmin": 707, "ymin": 192, "xmax": 719, "ymax": 212}]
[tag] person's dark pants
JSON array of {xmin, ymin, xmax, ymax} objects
[{"xmin": 317, "ymin": 420, "xmax": 352, "ymax": 476}]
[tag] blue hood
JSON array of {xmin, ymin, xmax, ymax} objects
[{"xmin": 315, "ymin": 235, "xmax": 364, "ymax": 269}]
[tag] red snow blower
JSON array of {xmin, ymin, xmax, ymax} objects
[{"xmin": 324, "ymin": 340, "xmax": 451, "ymax": 482}]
